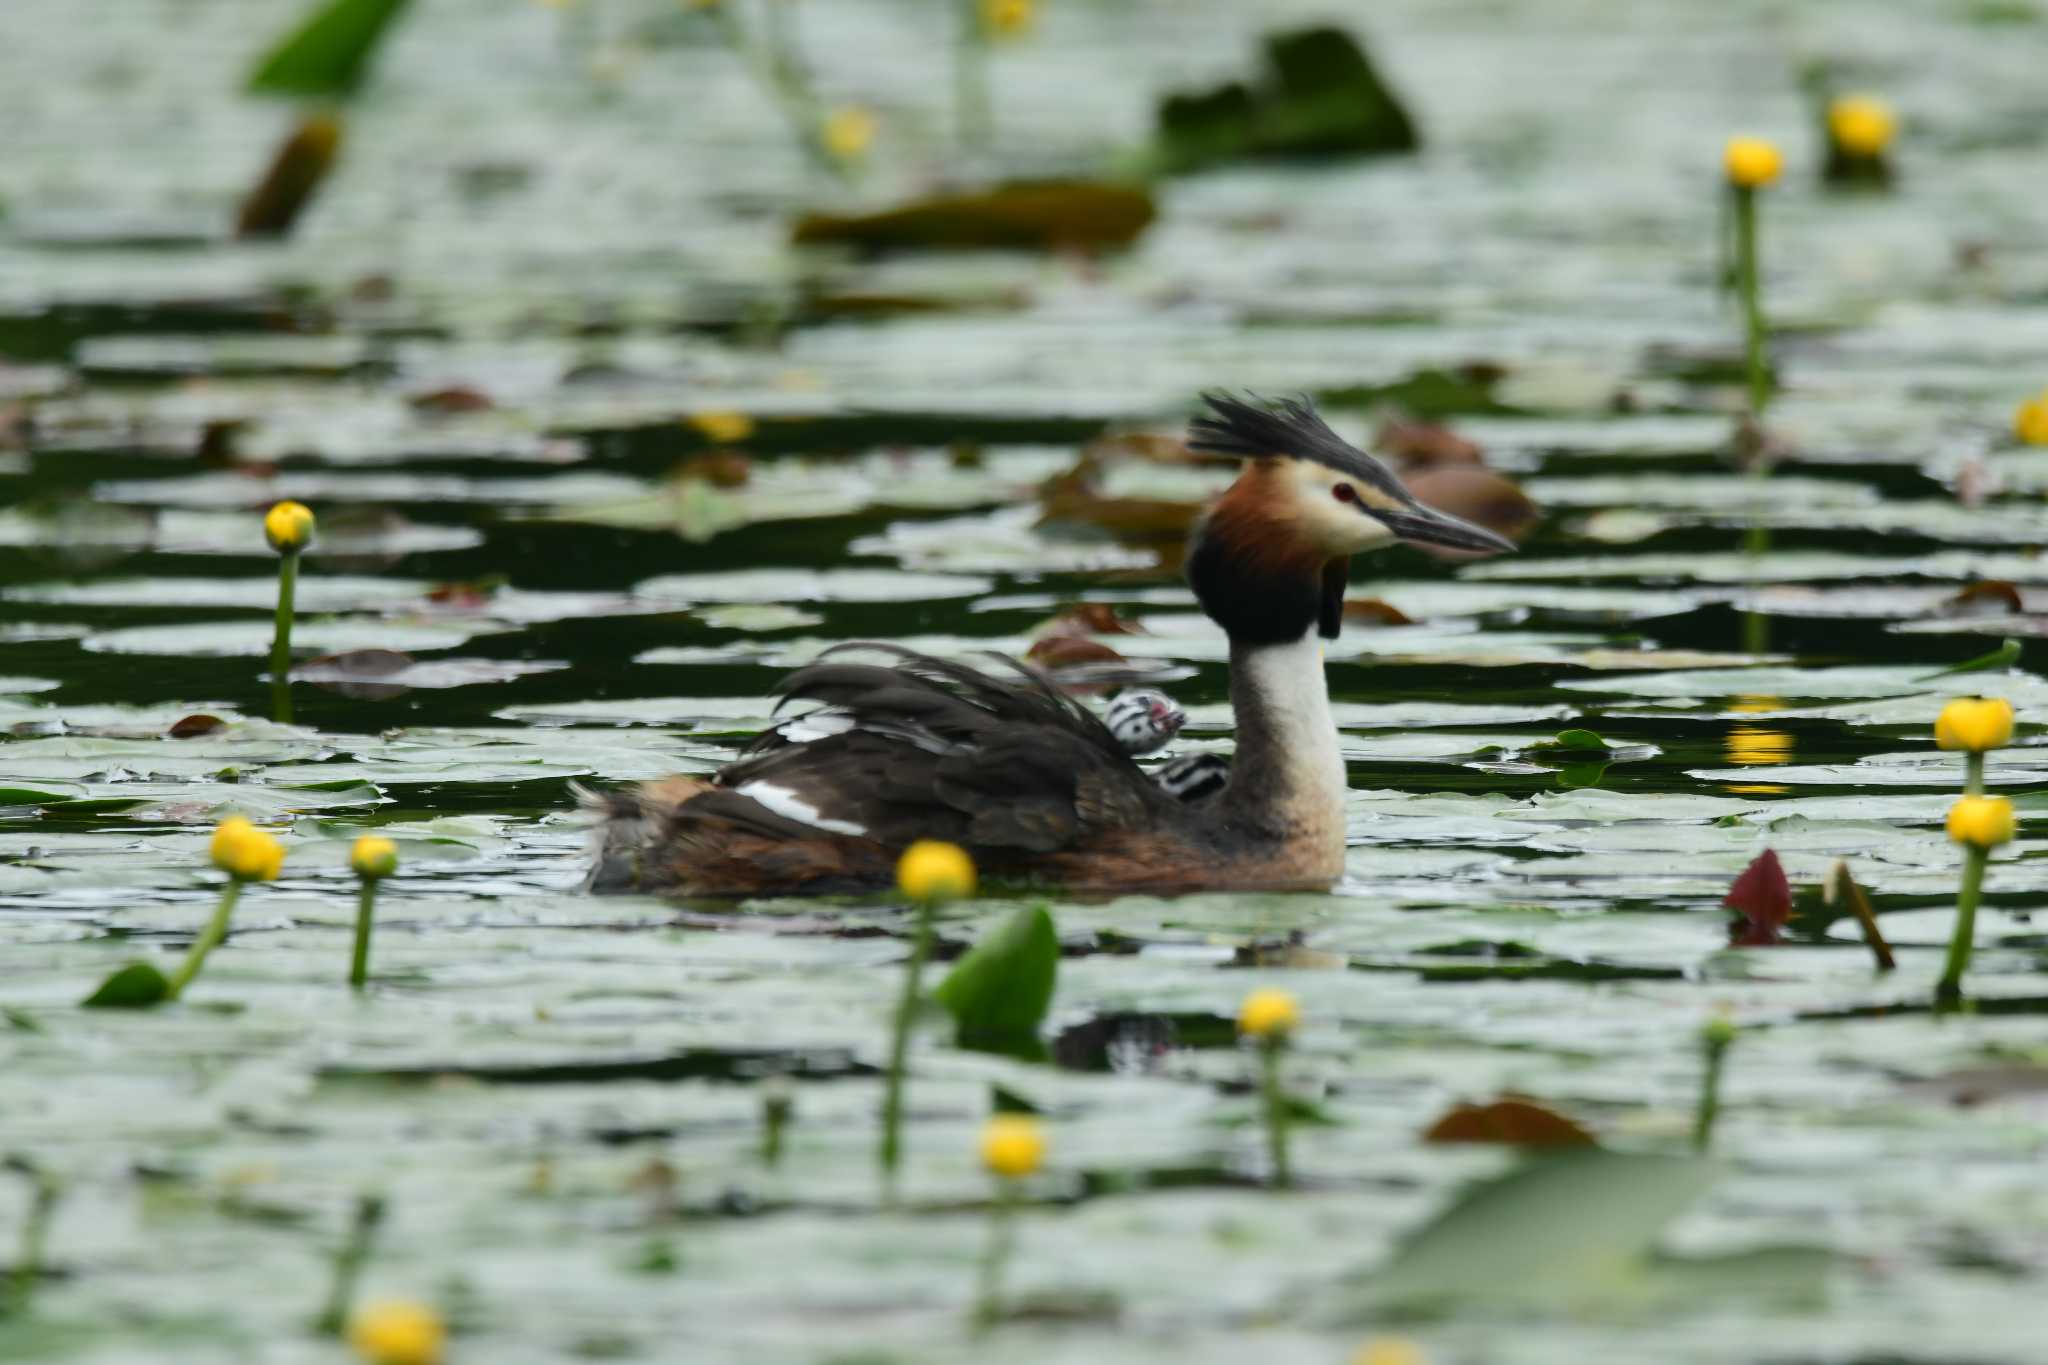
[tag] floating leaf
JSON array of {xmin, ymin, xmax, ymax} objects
[
  {"xmin": 793, "ymin": 182, "xmax": 1155, "ymax": 253},
  {"xmin": 81, "ymin": 961, "xmax": 171, "ymax": 1010},
  {"xmin": 247, "ymin": 0, "xmax": 413, "ymax": 98},
  {"xmin": 932, "ymin": 904, "xmax": 1058, "ymax": 1060},
  {"xmin": 1532, "ymin": 729, "xmax": 1611, "ymax": 753},
  {"xmin": 1725, "ymin": 848, "xmax": 1791, "ymax": 947}
]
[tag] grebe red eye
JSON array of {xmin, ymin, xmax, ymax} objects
[{"xmin": 1333, "ymin": 483, "xmax": 1358, "ymax": 504}]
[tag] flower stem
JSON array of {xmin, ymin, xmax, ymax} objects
[
  {"xmin": 312, "ymin": 1193, "xmax": 385, "ymax": 1336},
  {"xmin": 271, "ymin": 551, "xmax": 298, "ymax": 724},
  {"xmin": 955, "ymin": 0, "xmax": 992, "ymax": 150},
  {"xmin": 165, "ymin": 880, "xmax": 243, "ymax": 1002},
  {"xmin": 1937, "ymin": 843, "xmax": 1989, "ymax": 1007},
  {"xmin": 1260, "ymin": 1037, "xmax": 1292, "ymax": 1188},
  {"xmin": 972, "ymin": 1177, "xmax": 1016, "ymax": 1330},
  {"xmin": 710, "ymin": 0, "xmax": 844, "ymax": 180},
  {"xmin": 1732, "ymin": 186, "xmax": 1769, "ymax": 418},
  {"xmin": 1692, "ymin": 1027, "xmax": 1733, "ymax": 1153},
  {"xmin": 1965, "ymin": 750, "xmax": 1986, "ymax": 798},
  {"xmin": 878, "ymin": 895, "xmax": 935, "ymax": 1197},
  {"xmin": 4, "ymin": 1158, "xmax": 57, "ymax": 1318},
  {"xmin": 349, "ymin": 879, "xmax": 378, "ymax": 990}
]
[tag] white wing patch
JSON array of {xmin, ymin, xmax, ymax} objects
[
  {"xmin": 735, "ymin": 780, "xmax": 868, "ymax": 837},
  {"xmin": 776, "ymin": 710, "xmax": 856, "ymax": 743}
]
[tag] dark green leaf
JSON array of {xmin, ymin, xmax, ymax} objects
[
  {"xmin": 248, "ymin": 0, "xmax": 413, "ymax": 98},
  {"xmin": 1155, "ymin": 26, "xmax": 1419, "ymax": 174},
  {"xmin": 932, "ymin": 904, "xmax": 1058, "ymax": 1059},
  {"xmin": 81, "ymin": 962, "xmax": 171, "ymax": 1010}
]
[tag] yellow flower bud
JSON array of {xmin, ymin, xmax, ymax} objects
[
  {"xmin": 1947, "ymin": 795, "xmax": 2016, "ymax": 849},
  {"xmin": 896, "ymin": 840, "xmax": 976, "ymax": 902},
  {"xmin": 263, "ymin": 501, "xmax": 315, "ymax": 554},
  {"xmin": 1723, "ymin": 136, "xmax": 1783, "ymax": 189},
  {"xmin": 1827, "ymin": 96, "xmax": 1896, "ymax": 159},
  {"xmin": 821, "ymin": 106, "xmax": 876, "ymax": 162},
  {"xmin": 1701, "ymin": 1013, "xmax": 1737, "ymax": 1048},
  {"xmin": 209, "ymin": 816, "xmax": 285, "ymax": 882},
  {"xmin": 351, "ymin": 835, "xmax": 399, "ymax": 880},
  {"xmin": 979, "ymin": 1113, "xmax": 1046, "ymax": 1179},
  {"xmin": 687, "ymin": 409, "xmax": 754, "ymax": 444},
  {"xmin": 1934, "ymin": 696, "xmax": 2014, "ymax": 753},
  {"xmin": 981, "ymin": 0, "xmax": 1035, "ymax": 37},
  {"xmin": 1237, "ymin": 988, "xmax": 1300, "ymax": 1041},
  {"xmin": 2014, "ymin": 391, "xmax": 2048, "ymax": 446},
  {"xmin": 348, "ymin": 1299, "xmax": 446, "ymax": 1365}
]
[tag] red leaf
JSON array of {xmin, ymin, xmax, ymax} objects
[{"xmin": 1725, "ymin": 847, "xmax": 1791, "ymax": 946}]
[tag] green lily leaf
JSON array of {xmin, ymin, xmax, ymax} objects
[
  {"xmin": 932, "ymin": 904, "xmax": 1058, "ymax": 1060},
  {"xmin": 248, "ymin": 0, "xmax": 413, "ymax": 98},
  {"xmin": 81, "ymin": 962, "xmax": 171, "ymax": 1010}
]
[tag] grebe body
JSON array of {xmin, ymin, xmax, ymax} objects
[{"xmin": 587, "ymin": 395, "xmax": 1511, "ymax": 897}]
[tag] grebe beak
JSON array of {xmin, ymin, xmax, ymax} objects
[{"xmin": 1369, "ymin": 501, "xmax": 1516, "ymax": 555}]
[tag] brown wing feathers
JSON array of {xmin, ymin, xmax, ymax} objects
[{"xmin": 604, "ymin": 647, "xmax": 1177, "ymax": 892}]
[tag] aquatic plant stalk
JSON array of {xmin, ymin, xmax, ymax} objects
[
  {"xmin": 760, "ymin": 1078, "xmax": 792, "ymax": 1168},
  {"xmin": 955, "ymin": 0, "xmax": 992, "ymax": 150},
  {"xmin": 165, "ymin": 881, "xmax": 243, "ymax": 1002},
  {"xmin": 1965, "ymin": 750, "xmax": 1986, "ymax": 798},
  {"xmin": 972, "ymin": 1177, "xmax": 1018, "ymax": 1330},
  {"xmin": 313, "ymin": 1193, "xmax": 386, "ymax": 1336},
  {"xmin": 4, "ymin": 1158, "xmax": 57, "ymax": 1318},
  {"xmin": 1692, "ymin": 1021, "xmax": 1734, "ymax": 1152},
  {"xmin": 708, "ymin": 0, "xmax": 846, "ymax": 180},
  {"xmin": 271, "ymin": 549, "xmax": 299, "ymax": 724},
  {"xmin": 349, "ymin": 879, "xmax": 378, "ymax": 990},
  {"xmin": 1260, "ymin": 1036, "xmax": 1292, "ymax": 1187},
  {"xmin": 1732, "ymin": 186, "xmax": 1769, "ymax": 419},
  {"xmin": 1938, "ymin": 844, "xmax": 1988, "ymax": 1007},
  {"xmin": 878, "ymin": 895, "xmax": 935, "ymax": 1195}
]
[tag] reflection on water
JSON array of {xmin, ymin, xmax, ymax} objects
[{"xmin": 1725, "ymin": 693, "xmax": 1790, "ymax": 794}]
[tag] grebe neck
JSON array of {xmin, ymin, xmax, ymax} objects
[{"xmin": 1223, "ymin": 630, "xmax": 1349, "ymax": 874}]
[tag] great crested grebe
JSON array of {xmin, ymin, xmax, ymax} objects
[{"xmin": 586, "ymin": 393, "xmax": 1513, "ymax": 897}]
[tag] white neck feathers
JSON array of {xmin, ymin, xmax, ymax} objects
[{"xmin": 1226, "ymin": 631, "xmax": 1349, "ymax": 875}]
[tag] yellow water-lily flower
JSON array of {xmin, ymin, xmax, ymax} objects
[
  {"xmin": 1723, "ymin": 136, "xmax": 1783, "ymax": 189},
  {"xmin": 263, "ymin": 501, "xmax": 315, "ymax": 554},
  {"xmin": 2014, "ymin": 391, "xmax": 2048, "ymax": 446},
  {"xmin": 1947, "ymin": 795, "xmax": 2016, "ymax": 849},
  {"xmin": 210, "ymin": 817, "xmax": 285, "ymax": 882},
  {"xmin": 1828, "ymin": 95, "xmax": 1896, "ymax": 158},
  {"xmin": 1238, "ymin": 988, "xmax": 1301, "ymax": 1041},
  {"xmin": 1935, "ymin": 696, "xmax": 2014, "ymax": 753},
  {"xmin": 981, "ymin": 0, "xmax": 1035, "ymax": 37},
  {"xmin": 897, "ymin": 840, "xmax": 976, "ymax": 902},
  {"xmin": 821, "ymin": 106, "xmax": 876, "ymax": 161},
  {"xmin": 687, "ymin": 409, "xmax": 755, "ymax": 444},
  {"xmin": 348, "ymin": 1299, "xmax": 446, "ymax": 1365},
  {"xmin": 351, "ymin": 835, "xmax": 399, "ymax": 880},
  {"xmin": 980, "ymin": 1113, "xmax": 1046, "ymax": 1178}
]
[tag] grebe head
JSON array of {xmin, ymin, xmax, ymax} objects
[{"xmin": 1183, "ymin": 392, "xmax": 1513, "ymax": 645}]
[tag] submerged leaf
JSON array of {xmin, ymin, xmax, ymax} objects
[
  {"xmin": 932, "ymin": 904, "xmax": 1058, "ymax": 1059},
  {"xmin": 1328, "ymin": 1151, "xmax": 1722, "ymax": 1321}
]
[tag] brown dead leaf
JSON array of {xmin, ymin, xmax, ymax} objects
[
  {"xmin": 1031, "ymin": 603, "xmax": 1148, "ymax": 640},
  {"xmin": 1941, "ymin": 580, "xmax": 2024, "ymax": 618},
  {"xmin": 166, "ymin": 714, "xmax": 227, "ymax": 739},
  {"xmin": 409, "ymin": 385, "xmax": 495, "ymax": 415},
  {"xmin": 1725, "ymin": 847, "xmax": 1791, "ymax": 946},
  {"xmin": 1377, "ymin": 417, "xmax": 1483, "ymax": 471},
  {"xmin": 1423, "ymin": 1096, "xmax": 1597, "ymax": 1147},
  {"xmin": 674, "ymin": 451, "xmax": 753, "ymax": 488},
  {"xmin": 1342, "ymin": 597, "xmax": 1416, "ymax": 627}
]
